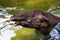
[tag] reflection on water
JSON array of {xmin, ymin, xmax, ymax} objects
[{"xmin": 0, "ymin": 6, "xmax": 23, "ymax": 40}]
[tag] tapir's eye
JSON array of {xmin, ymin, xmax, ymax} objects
[
  {"xmin": 27, "ymin": 20, "xmax": 31, "ymax": 22},
  {"xmin": 41, "ymin": 20, "xmax": 45, "ymax": 23},
  {"xmin": 27, "ymin": 17, "xmax": 31, "ymax": 22}
]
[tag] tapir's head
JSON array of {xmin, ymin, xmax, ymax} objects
[{"xmin": 10, "ymin": 10, "xmax": 49, "ymax": 30}]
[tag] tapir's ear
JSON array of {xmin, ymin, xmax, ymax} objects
[{"xmin": 42, "ymin": 16, "xmax": 48, "ymax": 21}]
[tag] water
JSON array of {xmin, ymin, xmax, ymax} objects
[
  {"xmin": 0, "ymin": 7, "xmax": 23, "ymax": 40},
  {"xmin": 49, "ymin": 23, "xmax": 60, "ymax": 40},
  {"xmin": 47, "ymin": 6, "xmax": 60, "ymax": 17}
]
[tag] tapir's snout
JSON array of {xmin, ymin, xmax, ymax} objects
[
  {"xmin": 10, "ymin": 16, "xmax": 21, "ymax": 21},
  {"xmin": 10, "ymin": 17, "xmax": 15, "ymax": 21}
]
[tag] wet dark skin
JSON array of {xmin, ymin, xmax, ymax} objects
[{"xmin": 10, "ymin": 10, "xmax": 60, "ymax": 35}]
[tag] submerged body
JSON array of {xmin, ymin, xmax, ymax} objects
[{"xmin": 10, "ymin": 10, "xmax": 60, "ymax": 35}]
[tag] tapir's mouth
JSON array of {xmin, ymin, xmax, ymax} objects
[
  {"xmin": 13, "ymin": 21, "xmax": 20, "ymax": 26},
  {"xmin": 10, "ymin": 18, "xmax": 21, "ymax": 26},
  {"xmin": 11, "ymin": 20, "xmax": 29, "ymax": 26}
]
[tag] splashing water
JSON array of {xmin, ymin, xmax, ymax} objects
[
  {"xmin": 0, "ymin": 6, "xmax": 23, "ymax": 40},
  {"xmin": 47, "ymin": 6, "xmax": 60, "ymax": 17}
]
